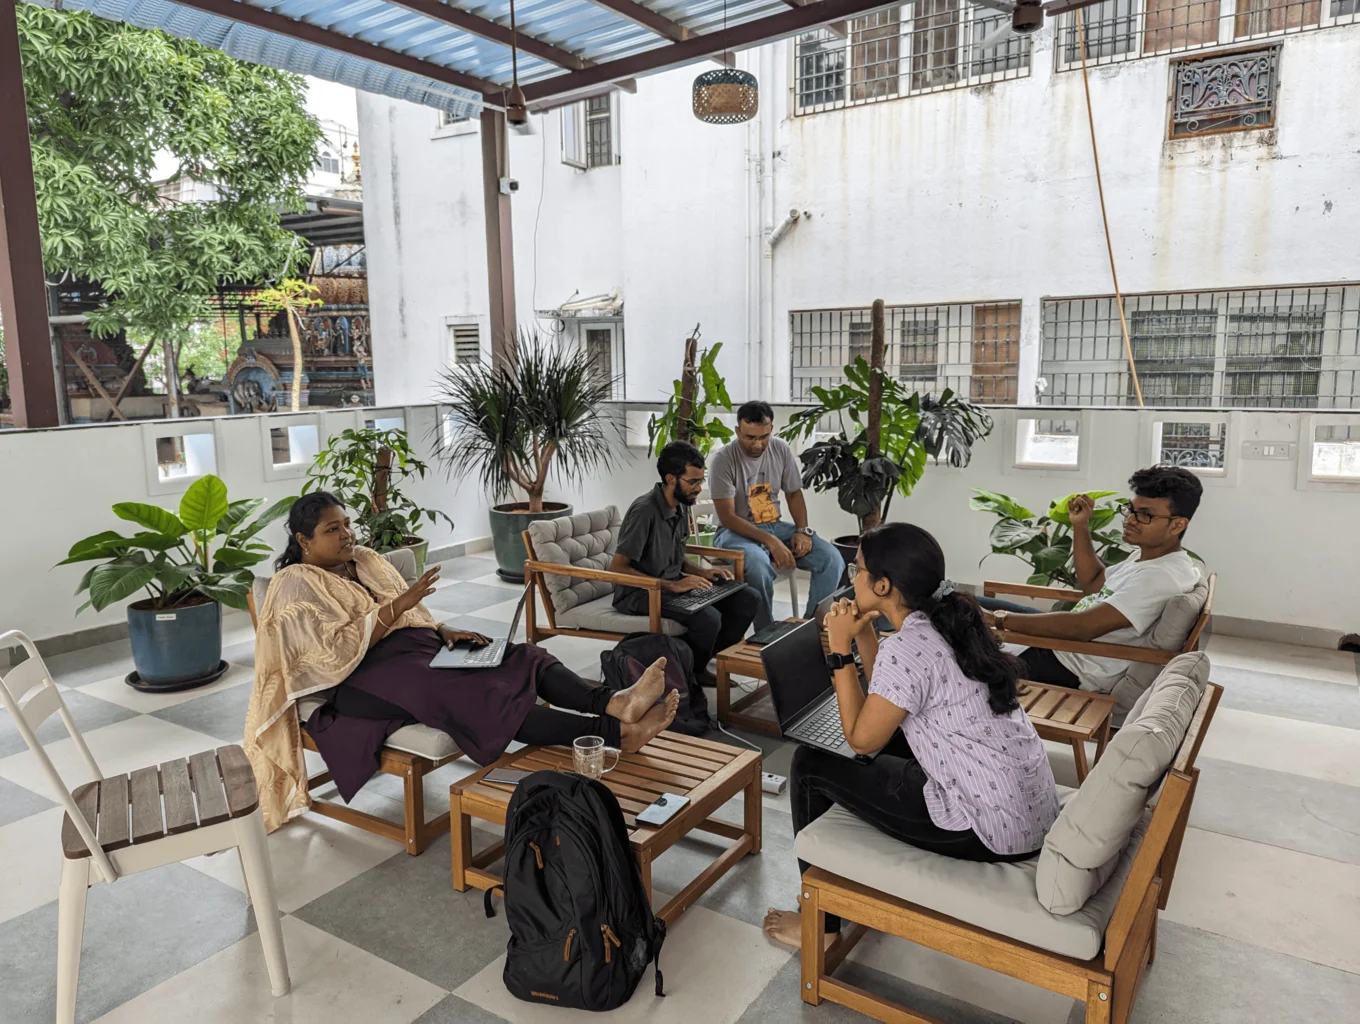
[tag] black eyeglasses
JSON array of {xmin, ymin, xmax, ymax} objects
[{"xmin": 1117, "ymin": 502, "xmax": 1180, "ymax": 526}]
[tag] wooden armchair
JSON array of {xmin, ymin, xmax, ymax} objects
[{"xmin": 521, "ymin": 506, "xmax": 745, "ymax": 643}]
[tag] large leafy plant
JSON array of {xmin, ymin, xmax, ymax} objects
[
  {"xmin": 781, "ymin": 358, "xmax": 994, "ymax": 530},
  {"xmin": 60, "ymin": 476, "xmax": 292, "ymax": 612},
  {"xmin": 304, "ymin": 427, "xmax": 452, "ymax": 551},
  {"xmin": 970, "ymin": 489, "xmax": 1132, "ymax": 589},
  {"xmin": 647, "ymin": 341, "xmax": 734, "ymax": 457}
]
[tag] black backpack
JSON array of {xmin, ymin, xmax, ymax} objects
[
  {"xmin": 600, "ymin": 632, "xmax": 711, "ymax": 736},
  {"xmin": 489, "ymin": 771, "xmax": 666, "ymax": 1010}
]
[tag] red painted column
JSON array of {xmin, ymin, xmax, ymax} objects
[{"xmin": 0, "ymin": 0, "xmax": 60, "ymax": 428}]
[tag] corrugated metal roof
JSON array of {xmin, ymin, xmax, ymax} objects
[{"xmin": 29, "ymin": 0, "xmax": 793, "ymax": 118}]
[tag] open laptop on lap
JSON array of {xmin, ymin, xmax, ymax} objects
[
  {"xmin": 759, "ymin": 619, "xmax": 856, "ymax": 759},
  {"xmin": 429, "ymin": 589, "xmax": 526, "ymax": 669}
]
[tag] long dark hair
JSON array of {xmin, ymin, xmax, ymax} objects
[
  {"xmin": 859, "ymin": 522, "xmax": 1020, "ymax": 714},
  {"xmin": 275, "ymin": 492, "xmax": 345, "ymax": 571}
]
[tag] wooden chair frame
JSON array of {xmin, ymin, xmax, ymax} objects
[
  {"xmin": 984, "ymin": 573, "xmax": 1216, "ymax": 667},
  {"xmin": 247, "ymin": 590, "xmax": 455, "ymax": 856},
  {"xmin": 521, "ymin": 529, "xmax": 746, "ymax": 643},
  {"xmin": 799, "ymin": 682, "xmax": 1222, "ymax": 1024}
]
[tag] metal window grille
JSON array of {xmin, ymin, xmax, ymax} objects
[
  {"xmin": 438, "ymin": 110, "xmax": 471, "ymax": 129},
  {"xmin": 790, "ymin": 301, "xmax": 1021, "ymax": 404},
  {"xmin": 585, "ymin": 96, "xmax": 612, "ymax": 169},
  {"xmin": 1055, "ymin": 0, "xmax": 1355, "ymax": 72},
  {"xmin": 1040, "ymin": 286, "xmax": 1360, "ymax": 409},
  {"xmin": 450, "ymin": 324, "xmax": 481, "ymax": 365},
  {"xmin": 1170, "ymin": 47, "xmax": 1279, "ymax": 138},
  {"xmin": 793, "ymin": 5, "xmax": 1030, "ymax": 114},
  {"xmin": 1157, "ymin": 421, "xmax": 1228, "ymax": 468},
  {"xmin": 1313, "ymin": 423, "xmax": 1360, "ymax": 476}
]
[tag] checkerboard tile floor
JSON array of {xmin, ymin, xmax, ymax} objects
[{"xmin": 3, "ymin": 554, "xmax": 1359, "ymax": 1022}]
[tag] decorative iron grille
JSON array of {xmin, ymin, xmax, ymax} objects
[
  {"xmin": 1170, "ymin": 47, "xmax": 1279, "ymax": 137},
  {"xmin": 1157, "ymin": 421, "xmax": 1228, "ymax": 468},
  {"xmin": 790, "ymin": 302, "xmax": 1021, "ymax": 403},
  {"xmin": 1040, "ymin": 286, "xmax": 1360, "ymax": 409}
]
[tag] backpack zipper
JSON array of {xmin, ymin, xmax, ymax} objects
[
  {"xmin": 528, "ymin": 841, "xmax": 544, "ymax": 869},
  {"xmin": 601, "ymin": 924, "xmax": 621, "ymax": 964},
  {"xmin": 562, "ymin": 928, "xmax": 576, "ymax": 961}
]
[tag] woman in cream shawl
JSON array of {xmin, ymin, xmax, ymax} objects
[{"xmin": 245, "ymin": 492, "xmax": 679, "ymax": 831}]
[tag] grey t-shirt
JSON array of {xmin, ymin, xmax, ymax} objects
[{"xmin": 708, "ymin": 437, "xmax": 803, "ymax": 524}]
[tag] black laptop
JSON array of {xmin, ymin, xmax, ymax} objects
[
  {"xmin": 758, "ymin": 619, "xmax": 856, "ymax": 759},
  {"xmin": 746, "ymin": 586, "xmax": 852, "ymax": 646}
]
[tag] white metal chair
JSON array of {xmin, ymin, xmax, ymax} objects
[{"xmin": 0, "ymin": 630, "xmax": 290, "ymax": 1023}]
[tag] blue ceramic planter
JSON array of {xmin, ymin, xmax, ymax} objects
[{"xmin": 127, "ymin": 598, "xmax": 222, "ymax": 685}]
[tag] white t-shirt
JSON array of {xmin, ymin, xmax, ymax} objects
[{"xmin": 1055, "ymin": 551, "xmax": 1201, "ymax": 690}]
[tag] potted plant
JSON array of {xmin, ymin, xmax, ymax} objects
[
  {"xmin": 646, "ymin": 329, "xmax": 734, "ymax": 457},
  {"xmin": 434, "ymin": 330, "xmax": 620, "ymax": 581},
  {"xmin": 970, "ymin": 489, "xmax": 1131, "ymax": 592},
  {"xmin": 59, "ymin": 476, "xmax": 292, "ymax": 691},
  {"xmin": 304, "ymin": 426, "xmax": 452, "ymax": 573}
]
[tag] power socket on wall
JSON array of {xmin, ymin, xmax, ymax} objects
[{"xmin": 1240, "ymin": 441, "xmax": 1297, "ymax": 460}]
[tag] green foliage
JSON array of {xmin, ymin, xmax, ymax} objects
[
  {"xmin": 18, "ymin": 7, "xmax": 322, "ymax": 341},
  {"xmin": 646, "ymin": 343, "xmax": 734, "ymax": 457},
  {"xmin": 60, "ymin": 476, "xmax": 292, "ymax": 612},
  {"xmin": 434, "ymin": 331, "xmax": 621, "ymax": 513},
  {"xmin": 969, "ymin": 489, "xmax": 1132, "ymax": 589},
  {"xmin": 303, "ymin": 428, "xmax": 452, "ymax": 552},
  {"xmin": 780, "ymin": 358, "xmax": 994, "ymax": 526}
]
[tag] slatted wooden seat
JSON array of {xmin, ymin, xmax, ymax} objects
[
  {"xmin": 61, "ymin": 745, "xmax": 259, "ymax": 859},
  {"xmin": 1017, "ymin": 681, "xmax": 1117, "ymax": 783}
]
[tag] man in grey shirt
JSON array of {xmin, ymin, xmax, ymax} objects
[{"xmin": 710, "ymin": 401, "xmax": 845, "ymax": 629}]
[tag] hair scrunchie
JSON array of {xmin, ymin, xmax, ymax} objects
[{"xmin": 931, "ymin": 579, "xmax": 956, "ymax": 602}]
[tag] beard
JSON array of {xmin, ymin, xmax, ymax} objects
[{"xmin": 675, "ymin": 489, "xmax": 699, "ymax": 507}]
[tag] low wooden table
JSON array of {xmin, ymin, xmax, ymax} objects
[
  {"xmin": 715, "ymin": 637, "xmax": 783, "ymax": 736},
  {"xmin": 1017, "ymin": 680, "xmax": 1116, "ymax": 782},
  {"xmin": 450, "ymin": 733, "xmax": 762, "ymax": 926}
]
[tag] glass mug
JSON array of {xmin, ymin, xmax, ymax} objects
[{"xmin": 572, "ymin": 736, "xmax": 620, "ymax": 780}]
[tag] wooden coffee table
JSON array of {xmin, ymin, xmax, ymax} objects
[
  {"xmin": 449, "ymin": 733, "xmax": 762, "ymax": 926},
  {"xmin": 715, "ymin": 622, "xmax": 833, "ymax": 737},
  {"xmin": 1017, "ymin": 680, "xmax": 1116, "ymax": 782}
]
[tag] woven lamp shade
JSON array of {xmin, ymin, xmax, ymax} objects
[{"xmin": 692, "ymin": 67, "xmax": 759, "ymax": 124}]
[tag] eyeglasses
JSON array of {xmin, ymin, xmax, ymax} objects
[
  {"xmin": 846, "ymin": 563, "xmax": 862, "ymax": 580},
  {"xmin": 1117, "ymin": 502, "xmax": 1180, "ymax": 526}
]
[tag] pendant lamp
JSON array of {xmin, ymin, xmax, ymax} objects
[{"xmin": 693, "ymin": 0, "xmax": 757, "ymax": 125}]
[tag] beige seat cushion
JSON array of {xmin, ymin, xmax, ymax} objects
[
  {"xmin": 525, "ymin": 508, "xmax": 621, "ymax": 616},
  {"xmin": 796, "ymin": 789, "xmax": 1148, "ymax": 960},
  {"xmin": 296, "ymin": 695, "xmax": 459, "ymax": 761},
  {"xmin": 554, "ymin": 594, "xmax": 685, "ymax": 637},
  {"xmin": 1036, "ymin": 651, "xmax": 1209, "ymax": 915},
  {"xmin": 1108, "ymin": 575, "xmax": 1210, "ymax": 722}
]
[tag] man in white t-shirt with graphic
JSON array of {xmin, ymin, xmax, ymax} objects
[{"xmin": 982, "ymin": 466, "xmax": 1204, "ymax": 692}]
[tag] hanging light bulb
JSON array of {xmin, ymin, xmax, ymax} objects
[
  {"xmin": 693, "ymin": 0, "xmax": 758, "ymax": 125},
  {"xmin": 505, "ymin": 0, "xmax": 528, "ymax": 127}
]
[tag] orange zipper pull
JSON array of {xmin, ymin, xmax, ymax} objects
[
  {"xmin": 563, "ymin": 928, "xmax": 576, "ymax": 961},
  {"xmin": 528, "ymin": 841, "xmax": 543, "ymax": 869},
  {"xmin": 601, "ymin": 924, "xmax": 621, "ymax": 963}
]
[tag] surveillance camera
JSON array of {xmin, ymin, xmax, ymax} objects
[{"xmin": 499, "ymin": 177, "xmax": 519, "ymax": 195}]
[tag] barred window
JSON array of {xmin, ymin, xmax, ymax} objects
[
  {"xmin": 789, "ymin": 302, "xmax": 1021, "ymax": 404},
  {"xmin": 793, "ymin": 5, "xmax": 1029, "ymax": 114},
  {"xmin": 1169, "ymin": 47, "xmax": 1279, "ymax": 138},
  {"xmin": 1156, "ymin": 420, "xmax": 1228, "ymax": 470}
]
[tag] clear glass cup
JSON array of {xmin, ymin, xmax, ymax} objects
[{"xmin": 572, "ymin": 735, "xmax": 620, "ymax": 780}]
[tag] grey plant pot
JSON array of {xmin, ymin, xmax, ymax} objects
[
  {"xmin": 489, "ymin": 502, "xmax": 573, "ymax": 582},
  {"xmin": 127, "ymin": 598, "xmax": 223, "ymax": 687}
]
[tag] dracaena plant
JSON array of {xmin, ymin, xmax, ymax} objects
[
  {"xmin": 646, "ymin": 342, "xmax": 734, "ymax": 457},
  {"xmin": 59, "ymin": 475, "xmax": 293, "ymax": 612},
  {"xmin": 969, "ymin": 489, "xmax": 1132, "ymax": 590}
]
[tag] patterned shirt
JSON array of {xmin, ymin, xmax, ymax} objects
[{"xmin": 869, "ymin": 613, "xmax": 1059, "ymax": 856}]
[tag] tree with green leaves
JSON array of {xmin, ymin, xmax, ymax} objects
[
  {"xmin": 18, "ymin": 7, "xmax": 321, "ymax": 370},
  {"xmin": 258, "ymin": 279, "xmax": 323, "ymax": 411}
]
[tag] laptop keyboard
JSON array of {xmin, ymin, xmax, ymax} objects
[
  {"xmin": 461, "ymin": 639, "xmax": 507, "ymax": 667},
  {"xmin": 796, "ymin": 701, "xmax": 847, "ymax": 747},
  {"xmin": 667, "ymin": 579, "xmax": 747, "ymax": 613}
]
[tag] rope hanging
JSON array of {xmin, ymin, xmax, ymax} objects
[{"xmin": 1075, "ymin": 9, "xmax": 1143, "ymax": 407}]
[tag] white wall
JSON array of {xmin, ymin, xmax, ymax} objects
[{"xmin": 3, "ymin": 406, "xmax": 1358, "ymax": 645}]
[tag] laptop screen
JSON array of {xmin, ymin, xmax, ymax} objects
[{"xmin": 759, "ymin": 620, "xmax": 834, "ymax": 728}]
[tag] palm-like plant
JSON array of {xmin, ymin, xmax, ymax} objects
[{"xmin": 433, "ymin": 331, "xmax": 621, "ymax": 512}]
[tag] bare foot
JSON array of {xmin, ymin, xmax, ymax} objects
[
  {"xmin": 762, "ymin": 909, "xmax": 838, "ymax": 951},
  {"xmin": 606, "ymin": 657, "xmax": 667, "ymax": 725},
  {"xmin": 620, "ymin": 691, "xmax": 679, "ymax": 752}
]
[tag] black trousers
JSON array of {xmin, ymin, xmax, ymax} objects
[
  {"xmin": 1017, "ymin": 646, "xmax": 1083, "ymax": 688},
  {"xmin": 791, "ymin": 735, "xmax": 1039, "ymax": 933},
  {"xmin": 617, "ymin": 583, "xmax": 761, "ymax": 673},
  {"xmin": 334, "ymin": 660, "xmax": 621, "ymax": 747}
]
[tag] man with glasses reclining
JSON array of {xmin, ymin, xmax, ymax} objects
[{"xmin": 978, "ymin": 466, "xmax": 1204, "ymax": 690}]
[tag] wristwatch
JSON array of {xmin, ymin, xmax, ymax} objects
[
  {"xmin": 992, "ymin": 609, "xmax": 1009, "ymax": 631},
  {"xmin": 796, "ymin": 526, "xmax": 816, "ymax": 537},
  {"xmin": 826, "ymin": 651, "xmax": 854, "ymax": 671}
]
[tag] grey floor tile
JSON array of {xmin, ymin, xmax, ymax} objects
[
  {"xmin": 0, "ymin": 863, "xmax": 255, "ymax": 1024},
  {"xmin": 436, "ymin": 557, "xmax": 503, "ymax": 581},
  {"xmin": 151, "ymin": 681, "xmax": 252, "ymax": 743},
  {"xmin": 414, "ymin": 993, "xmax": 511, "ymax": 1023},
  {"xmin": 1191, "ymin": 756, "xmax": 1360, "ymax": 865},
  {"xmin": 426, "ymin": 582, "xmax": 523, "ymax": 616},
  {"xmin": 1213, "ymin": 663, "xmax": 1360, "ymax": 729},
  {"xmin": 0, "ymin": 688, "xmax": 138, "ymax": 759},
  {"xmin": 42, "ymin": 640, "xmax": 136, "ymax": 689},
  {"xmin": 0, "ymin": 774, "xmax": 56, "ymax": 827},
  {"xmin": 293, "ymin": 827, "xmax": 512, "ymax": 991}
]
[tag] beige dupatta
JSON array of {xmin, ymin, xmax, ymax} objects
[{"xmin": 244, "ymin": 546, "xmax": 437, "ymax": 830}]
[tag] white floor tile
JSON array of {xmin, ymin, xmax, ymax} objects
[
  {"xmin": 479, "ymin": 598, "xmax": 527, "ymax": 623},
  {"xmin": 184, "ymin": 811, "xmax": 401, "ymax": 913},
  {"xmin": 1162, "ymin": 827, "xmax": 1360, "ymax": 974},
  {"xmin": 1204, "ymin": 635, "xmax": 1358, "ymax": 686},
  {"xmin": 74, "ymin": 661, "xmax": 253, "ymax": 713},
  {"xmin": 1199, "ymin": 707, "xmax": 1360, "ymax": 788},
  {"xmin": 0, "ymin": 716, "xmax": 222, "ymax": 798},
  {"xmin": 470, "ymin": 574, "xmax": 527, "ymax": 592},
  {"xmin": 455, "ymin": 903, "xmax": 789, "ymax": 1023},
  {"xmin": 0, "ymin": 807, "xmax": 66, "ymax": 923},
  {"xmin": 91, "ymin": 915, "xmax": 447, "ymax": 1023}
]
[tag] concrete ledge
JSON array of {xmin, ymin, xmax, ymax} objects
[{"xmin": 1208, "ymin": 614, "xmax": 1344, "ymax": 652}]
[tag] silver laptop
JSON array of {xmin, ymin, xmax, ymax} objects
[
  {"xmin": 759, "ymin": 619, "xmax": 856, "ymax": 759},
  {"xmin": 429, "ymin": 589, "xmax": 526, "ymax": 670}
]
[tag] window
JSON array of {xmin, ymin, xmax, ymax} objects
[
  {"xmin": 438, "ymin": 110, "xmax": 471, "ymax": 129},
  {"xmin": 580, "ymin": 322, "xmax": 624, "ymax": 398},
  {"xmin": 1169, "ymin": 47, "xmax": 1279, "ymax": 138},
  {"xmin": 1156, "ymin": 420, "xmax": 1228, "ymax": 469},
  {"xmin": 1040, "ymin": 286, "xmax": 1360, "ymax": 409},
  {"xmin": 449, "ymin": 323, "xmax": 481, "ymax": 365},
  {"xmin": 318, "ymin": 150, "xmax": 342, "ymax": 176},
  {"xmin": 1311, "ymin": 423, "xmax": 1360, "ymax": 478},
  {"xmin": 145, "ymin": 424, "xmax": 218, "ymax": 493},
  {"xmin": 1061, "ymin": 0, "xmax": 1139, "ymax": 63},
  {"xmin": 1016, "ymin": 418, "xmax": 1081, "ymax": 468},
  {"xmin": 365, "ymin": 414, "xmax": 405, "ymax": 432},
  {"xmin": 790, "ymin": 302, "xmax": 1022, "ymax": 402},
  {"xmin": 793, "ymin": 4, "xmax": 1030, "ymax": 113},
  {"xmin": 562, "ymin": 96, "xmax": 614, "ymax": 169},
  {"xmin": 269, "ymin": 423, "xmax": 320, "ymax": 466}
]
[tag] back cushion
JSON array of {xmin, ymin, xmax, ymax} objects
[
  {"xmin": 1036, "ymin": 651, "xmax": 1209, "ymax": 915},
  {"xmin": 525, "ymin": 507, "xmax": 620, "ymax": 614},
  {"xmin": 1108, "ymin": 574, "xmax": 1210, "ymax": 721}
]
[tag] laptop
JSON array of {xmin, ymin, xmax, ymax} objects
[
  {"xmin": 746, "ymin": 586, "xmax": 852, "ymax": 646},
  {"xmin": 759, "ymin": 619, "xmax": 856, "ymax": 759},
  {"xmin": 429, "ymin": 588, "xmax": 526, "ymax": 670}
]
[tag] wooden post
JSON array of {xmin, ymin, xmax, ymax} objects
[
  {"xmin": 866, "ymin": 298, "xmax": 884, "ymax": 457},
  {"xmin": 675, "ymin": 325, "xmax": 699, "ymax": 443},
  {"xmin": 0, "ymin": 1, "xmax": 61, "ymax": 428},
  {"xmin": 481, "ymin": 109, "xmax": 516, "ymax": 367}
]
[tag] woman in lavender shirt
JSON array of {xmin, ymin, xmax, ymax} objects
[{"xmin": 764, "ymin": 523, "xmax": 1059, "ymax": 950}]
